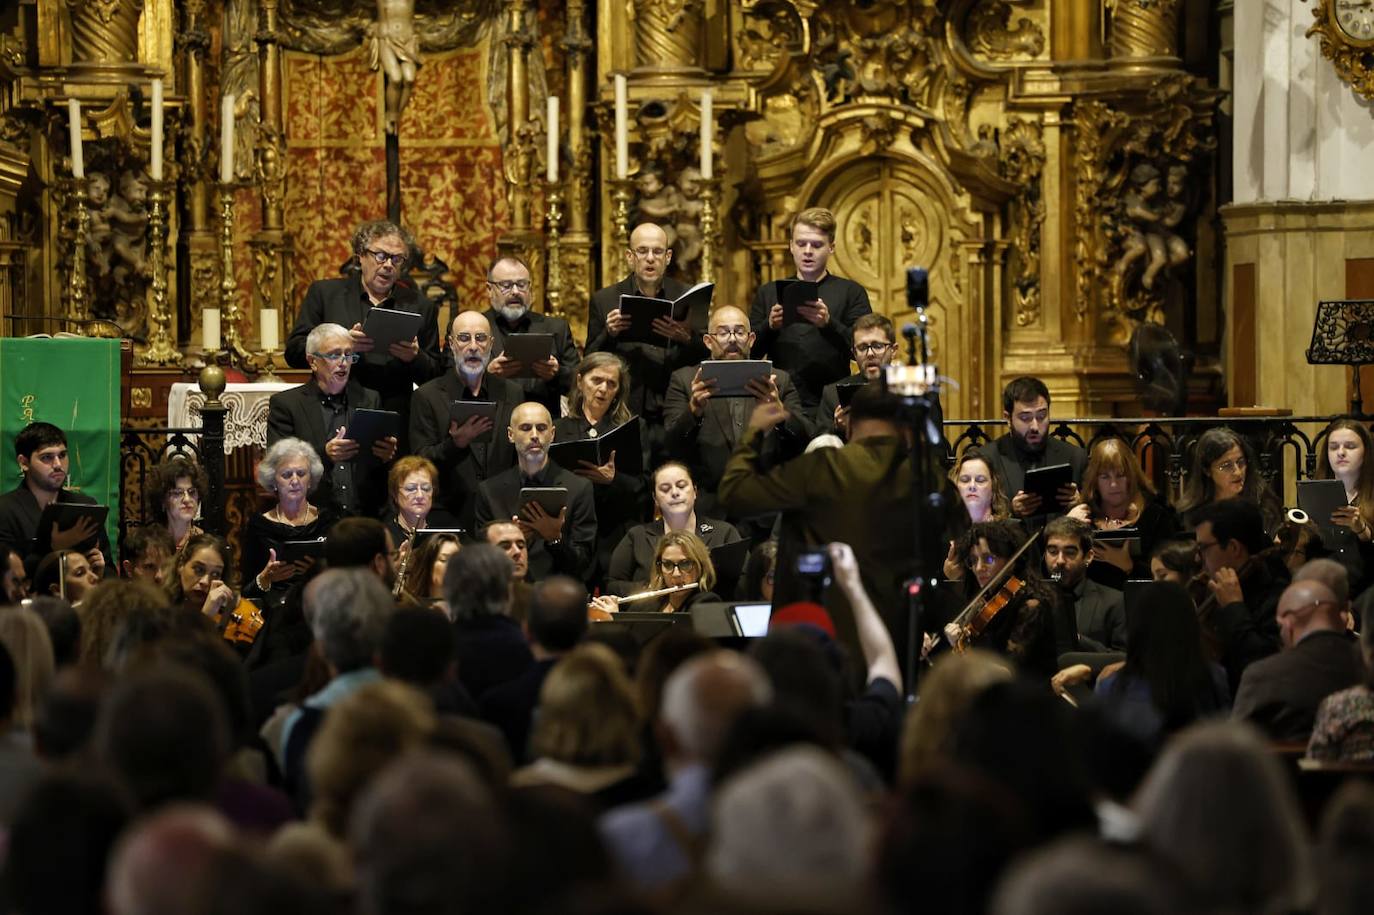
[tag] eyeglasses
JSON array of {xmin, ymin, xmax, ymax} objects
[
  {"xmin": 168, "ymin": 487, "xmax": 199, "ymax": 500},
  {"xmin": 450, "ymin": 332, "xmax": 492, "ymax": 345},
  {"xmin": 311, "ymin": 351, "xmax": 361, "ymax": 364},
  {"xmin": 711, "ymin": 328, "xmax": 749, "ymax": 340},
  {"xmin": 488, "ymin": 279, "xmax": 532, "ymax": 293},
  {"xmin": 1195, "ymin": 539, "xmax": 1221, "ymax": 553},
  {"xmin": 855, "ymin": 342, "xmax": 894, "ymax": 355},
  {"xmin": 632, "ymin": 246, "xmax": 668, "ymax": 258},
  {"xmin": 965, "ymin": 554, "xmax": 1002, "ymax": 570},
  {"xmin": 364, "ymin": 248, "xmax": 408, "ymax": 266},
  {"xmin": 1214, "ymin": 458, "xmax": 1247, "ymax": 474},
  {"xmin": 401, "ymin": 483, "xmax": 434, "ymax": 495},
  {"xmin": 658, "ymin": 558, "xmax": 699, "ymax": 574}
]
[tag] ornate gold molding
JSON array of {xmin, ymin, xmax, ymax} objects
[
  {"xmin": 1001, "ymin": 117, "xmax": 1045, "ymax": 327},
  {"xmin": 1307, "ymin": 0, "xmax": 1374, "ymax": 102},
  {"xmin": 966, "ymin": 0, "xmax": 1045, "ymax": 60}
]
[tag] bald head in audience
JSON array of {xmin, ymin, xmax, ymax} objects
[
  {"xmin": 107, "ymin": 805, "xmax": 236, "ymax": 915},
  {"xmin": 657, "ymin": 650, "xmax": 772, "ymax": 773},
  {"xmin": 1293, "ymin": 557, "xmax": 1351, "ymax": 625},
  {"xmin": 1276, "ymin": 579, "xmax": 1344, "ymax": 649}
]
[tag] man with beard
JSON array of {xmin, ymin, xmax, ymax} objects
[
  {"xmin": 286, "ymin": 220, "xmax": 443, "ymax": 449},
  {"xmin": 268, "ymin": 323, "xmax": 398, "ymax": 517},
  {"xmin": 749, "ymin": 208, "xmax": 872, "ymax": 411},
  {"xmin": 662, "ymin": 305, "xmax": 810, "ymax": 524},
  {"xmin": 586, "ymin": 223, "xmax": 708, "ymax": 460},
  {"xmin": 1043, "ymin": 516, "xmax": 1125, "ymax": 653},
  {"xmin": 812, "ymin": 313, "xmax": 945, "ymax": 441},
  {"xmin": 482, "ymin": 256, "xmax": 580, "ymax": 416},
  {"xmin": 409, "ymin": 311, "xmax": 522, "ymax": 531},
  {"xmin": 0, "ymin": 422, "xmax": 113, "ymax": 573},
  {"xmin": 474, "ymin": 402, "xmax": 596, "ymax": 580},
  {"xmin": 984, "ymin": 376, "xmax": 1087, "ymax": 519}
]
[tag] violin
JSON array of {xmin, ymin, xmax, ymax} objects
[
  {"xmin": 221, "ymin": 595, "xmax": 266, "ymax": 647},
  {"xmin": 944, "ymin": 530, "xmax": 1042, "ymax": 655}
]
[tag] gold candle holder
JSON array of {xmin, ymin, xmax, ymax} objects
[
  {"xmin": 698, "ymin": 176, "xmax": 720, "ymax": 286},
  {"xmin": 545, "ymin": 181, "xmax": 565, "ymax": 319},
  {"xmin": 216, "ymin": 183, "xmax": 261, "ymax": 373},
  {"xmin": 609, "ymin": 177, "xmax": 633, "ymax": 260},
  {"xmin": 67, "ymin": 180, "xmax": 91, "ymax": 324},
  {"xmin": 140, "ymin": 181, "xmax": 182, "ymax": 365}
]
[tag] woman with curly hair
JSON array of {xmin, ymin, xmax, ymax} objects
[
  {"xmin": 144, "ymin": 455, "xmax": 208, "ymax": 552},
  {"xmin": 1176, "ymin": 427, "xmax": 1281, "ymax": 532}
]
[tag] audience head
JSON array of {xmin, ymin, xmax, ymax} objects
[
  {"xmin": 990, "ymin": 836, "xmax": 1190, "ymax": 915},
  {"xmin": 14, "ymin": 421, "xmax": 68, "ymax": 492},
  {"xmin": 325, "ymin": 517, "xmax": 394, "ymax": 583},
  {"xmin": 1149, "ymin": 538, "xmax": 1201, "ymax": 584},
  {"xmin": 1119, "ymin": 581, "xmax": 1215, "ymax": 733},
  {"xmin": 749, "ymin": 627, "xmax": 846, "ymax": 747},
  {"xmin": 569, "ymin": 351, "xmax": 631, "ymax": 426},
  {"xmin": 1133, "ymin": 721, "xmax": 1311, "ymax": 913},
  {"xmin": 848, "ymin": 383, "xmax": 907, "ymax": 438},
  {"xmin": 306, "ymin": 679, "xmax": 437, "ymax": 838},
  {"xmin": 1080, "ymin": 436, "xmax": 1154, "ymax": 516},
  {"xmin": 305, "ymin": 323, "xmax": 356, "ymax": 395},
  {"xmin": 79, "ymin": 579, "xmax": 171, "ymax": 669},
  {"xmin": 625, "ymin": 222, "xmax": 672, "ymax": 287},
  {"xmin": 530, "ymin": 642, "xmax": 640, "ymax": 768},
  {"xmin": 507, "ymin": 401, "xmax": 554, "ymax": 471},
  {"xmin": 121, "ymin": 523, "xmax": 175, "ymax": 585},
  {"xmin": 1293, "ymin": 556, "xmax": 1350, "ymax": 610},
  {"xmin": 1042, "ymin": 516, "xmax": 1093, "ymax": 587},
  {"xmin": 648, "ymin": 529, "xmax": 715, "ymax": 594},
  {"xmin": 633, "ymin": 625, "xmax": 715, "ymax": 728},
  {"xmin": 527, "ymin": 575, "xmax": 589, "ymax": 653},
  {"xmin": 32, "ymin": 548, "xmax": 100, "ymax": 604},
  {"xmin": 443, "ymin": 543, "xmax": 514, "ymax": 622},
  {"xmin": 1192, "ymin": 498, "xmax": 1269, "ymax": 574},
  {"xmin": 1, "ymin": 541, "xmax": 28, "ymax": 602},
  {"xmin": 167, "ymin": 532, "xmax": 232, "ymax": 611},
  {"xmin": 34, "ymin": 665, "xmax": 107, "ymax": 760},
  {"xmin": 899, "ymin": 649, "xmax": 1013, "ymax": 786},
  {"xmin": 707, "ymin": 745, "xmax": 869, "ymax": 911},
  {"xmin": 658, "ymin": 650, "xmax": 772, "ymax": 767},
  {"xmin": 381, "ymin": 607, "xmax": 456, "ymax": 687},
  {"xmin": 145, "ymin": 455, "xmax": 207, "ymax": 533},
  {"xmin": 402, "ymin": 532, "xmax": 461, "ymax": 603},
  {"xmin": 1316, "ymin": 781, "xmax": 1374, "ymax": 915},
  {"xmin": 950, "ymin": 448, "xmax": 1009, "ymax": 524},
  {"xmin": 789, "ymin": 206, "xmax": 837, "ymax": 278},
  {"xmin": 482, "ymin": 521, "xmax": 528, "ymax": 580},
  {"xmin": 26, "ymin": 593, "xmax": 79, "ymax": 668},
  {"xmin": 487, "ymin": 254, "xmax": 533, "ymax": 322},
  {"xmin": 651, "ymin": 460, "xmax": 698, "ymax": 523},
  {"xmin": 1001, "ymin": 376, "xmax": 1052, "ymax": 454},
  {"xmin": 1275, "ymin": 578, "xmax": 1343, "ymax": 649},
  {"xmin": 704, "ymin": 305, "xmax": 754, "ymax": 360},
  {"xmin": 387, "ymin": 455, "xmax": 438, "ymax": 522},
  {"xmin": 743, "ymin": 538, "xmax": 778, "ymax": 603},
  {"xmin": 305, "ymin": 567, "xmax": 396, "ymax": 675},
  {"xmin": 0, "ymin": 604, "xmax": 55, "ymax": 732},
  {"xmin": 256, "ymin": 437, "xmax": 324, "ymax": 499},
  {"xmin": 449, "ymin": 309, "xmax": 494, "ymax": 381},
  {"xmin": 93, "ymin": 665, "xmax": 230, "ymax": 809},
  {"xmin": 106, "ymin": 804, "xmax": 236, "ymax": 915}
]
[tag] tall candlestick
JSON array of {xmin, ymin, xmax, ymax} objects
[
  {"xmin": 220, "ymin": 94, "xmax": 235, "ymax": 184},
  {"xmin": 203, "ymin": 308, "xmax": 221, "ymax": 351},
  {"xmin": 260, "ymin": 308, "xmax": 279, "ymax": 352},
  {"xmin": 614, "ymin": 74, "xmax": 628, "ymax": 180},
  {"xmin": 67, "ymin": 99, "xmax": 84, "ymax": 179},
  {"xmin": 699, "ymin": 90, "xmax": 713, "ymax": 180},
  {"xmin": 150, "ymin": 79, "xmax": 164, "ymax": 180},
  {"xmin": 546, "ymin": 95, "xmax": 560, "ymax": 183}
]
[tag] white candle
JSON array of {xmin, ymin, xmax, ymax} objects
[
  {"xmin": 220, "ymin": 94, "xmax": 235, "ymax": 184},
  {"xmin": 260, "ymin": 308, "xmax": 279, "ymax": 352},
  {"xmin": 67, "ymin": 99, "xmax": 84, "ymax": 179},
  {"xmin": 614, "ymin": 74, "xmax": 628, "ymax": 180},
  {"xmin": 150, "ymin": 78, "xmax": 164, "ymax": 181},
  {"xmin": 202, "ymin": 308, "xmax": 221, "ymax": 351},
  {"xmin": 546, "ymin": 95, "xmax": 559, "ymax": 183},
  {"xmin": 700, "ymin": 90, "xmax": 713, "ymax": 180}
]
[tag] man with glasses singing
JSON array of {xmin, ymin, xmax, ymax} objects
[
  {"xmin": 586, "ymin": 223, "xmax": 707, "ymax": 459},
  {"xmin": 482, "ymin": 255, "xmax": 579, "ymax": 416},
  {"xmin": 286, "ymin": 219, "xmax": 443, "ymax": 448},
  {"xmin": 662, "ymin": 305, "xmax": 808, "ymax": 524},
  {"xmin": 812, "ymin": 313, "xmax": 943, "ymax": 440},
  {"xmin": 409, "ymin": 310, "xmax": 523, "ymax": 530},
  {"xmin": 269, "ymin": 323, "xmax": 398, "ymax": 517}
]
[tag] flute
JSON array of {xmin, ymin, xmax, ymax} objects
[{"xmin": 610, "ymin": 581, "xmax": 700, "ymax": 607}]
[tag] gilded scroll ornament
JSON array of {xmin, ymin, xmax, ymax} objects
[
  {"xmin": 967, "ymin": 0, "xmax": 1046, "ymax": 60},
  {"xmin": 1000, "ymin": 117, "xmax": 1045, "ymax": 327},
  {"xmin": 1106, "ymin": 0, "xmax": 1180, "ymax": 60},
  {"xmin": 1306, "ymin": 0, "xmax": 1374, "ymax": 103}
]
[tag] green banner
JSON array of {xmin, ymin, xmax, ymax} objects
[{"xmin": 0, "ymin": 338, "xmax": 122, "ymax": 550}]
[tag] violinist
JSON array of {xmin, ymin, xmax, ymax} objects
[
  {"xmin": 1192, "ymin": 499, "xmax": 1288, "ymax": 691},
  {"xmin": 942, "ymin": 520, "xmax": 1060, "ymax": 676}
]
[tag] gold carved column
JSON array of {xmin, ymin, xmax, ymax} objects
[
  {"xmin": 249, "ymin": 0, "xmax": 293, "ymax": 350},
  {"xmin": 558, "ymin": 0, "xmax": 595, "ymax": 340},
  {"xmin": 177, "ymin": 0, "xmax": 217, "ymax": 352},
  {"xmin": 498, "ymin": 0, "xmax": 545, "ymax": 311}
]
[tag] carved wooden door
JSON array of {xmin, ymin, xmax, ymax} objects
[{"xmin": 818, "ymin": 158, "xmax": 974, "ymax": 417}]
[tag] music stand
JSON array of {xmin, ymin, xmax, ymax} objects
[{"xmin": 1307, "ymin": 299, "xmax": 1374, "ymax": 416}]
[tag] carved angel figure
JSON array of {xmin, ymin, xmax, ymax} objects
[
  {"xmin": 369, "ymin": 0, "xmax": 423, "ymax": 133},
  {"xmin": 633, "ymin": 167, "xmax": 682, "ymax": 250},
  {"xmin": 1113, "ymin": 162, "xmax": 1169, "ymax": 292}
]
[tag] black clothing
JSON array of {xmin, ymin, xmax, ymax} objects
[
  {"xmin": 750, "ymin": 273, "xmax": 872, "ymax": 410},
  {"xmin": 604, "ymin": 517, "xmax": 742, "ymax": 597},
  {"xmin": 479, "ymin": 657, "xmax": 556, "ymax": 762},
  {"xmin": 482, "ymin": 307, "xmax": 580, "ymax": 417},
  {"xmin": 285, "ymin": 273, "xmax": 443, "ymax": 449},
  {"xmin": 409, "ymin": 371, "xmax": 523, "ymax": 531},
  {"xmin": 1233, "ymin": 630, "xmax": 1365, "ymax": 741},
  {"xmin": 239, "ymin": 508, "xmax": 337, "ymax": 617},
  {"xmin": 982, "ymin": 433, "xmax": 1089, "ymax": 517},
  {"xmin": 0, "ymin": 484, "xmax": 113, "ymax": 571},
  {"xmin": 1210, "ymin": 558, "xmax": 1289, "ymax": 694},
  {"xmin": 266, "ymin": 379, "xmax": 390, "ymax": 517},
  {"xmin": 474, "ymin": 462, "xmax": 598, "ymax": 581},
  {"xmin": 381, "ymin": 508, "xmax": 464, "ymax": 552},
  {"xmin": 553, "ymin": 414, "xmax": 651, "ymax": 587},
  {"xmin": 453, "ymin": 615, "xmax": 534, "ymax": 700},
  {"xmin": 1060, "ymin": 576, "xmax": 1127, "ymax": 651},
  {"xmin": 815, "ymin": 373, "xmax": 946, "ymax": 442}
]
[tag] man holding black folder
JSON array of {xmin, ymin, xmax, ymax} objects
[
  {"xmin": 749, "ymin": 207, "xmax": 872, "ymax": 411},
  {"xmin": 269, "ymin": 323, "xmax": 397, "ymax": 517},
  {"xmin": 482, "ymin": 256, "xmax": 579, "ymax": 417},
  {"xmin": 0, "ymin": 422, "xmax": 113, "ymax": 573},
  {"xmin": 984, "ymin": 376, "xmax": 1087, "ymax": 520},
  {"xmin": 586, "ymin": 223, "xmax": 707, "ymax": 458},
  {"xmin": 285, "ymin": 220, "xmax": 443, "ymax": 448},
  {"xmin": 409, "ymin": 311, "xmax": 522, "ymax": 531}
]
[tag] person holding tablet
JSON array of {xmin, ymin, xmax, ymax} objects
[
  {"xmin": 983, "ymin": 376, "xmax": 1087, "ymax": 521},
  {"xmin": 0, "ymin": 422, "xmax": 113, "ymax": 574}
]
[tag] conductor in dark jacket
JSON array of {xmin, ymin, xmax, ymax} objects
[
  {"xmin": 268, "ymin": 323, "xmax": 397, "ymax": 518},
  {"xmin": 750, "ymin": 207, "xmax": 872, "ymax": 411},
  {"xmin": 409, "ymin": 310, "xmax": 522, "ymax": 532},
  {"xmin": 285, "ymin": 220, "xmax": 443, "ymax": 448}
]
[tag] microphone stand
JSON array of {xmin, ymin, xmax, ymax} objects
[{"xmin": 884, "ymin": 267, "xmax": 947, "ymax": 702}]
